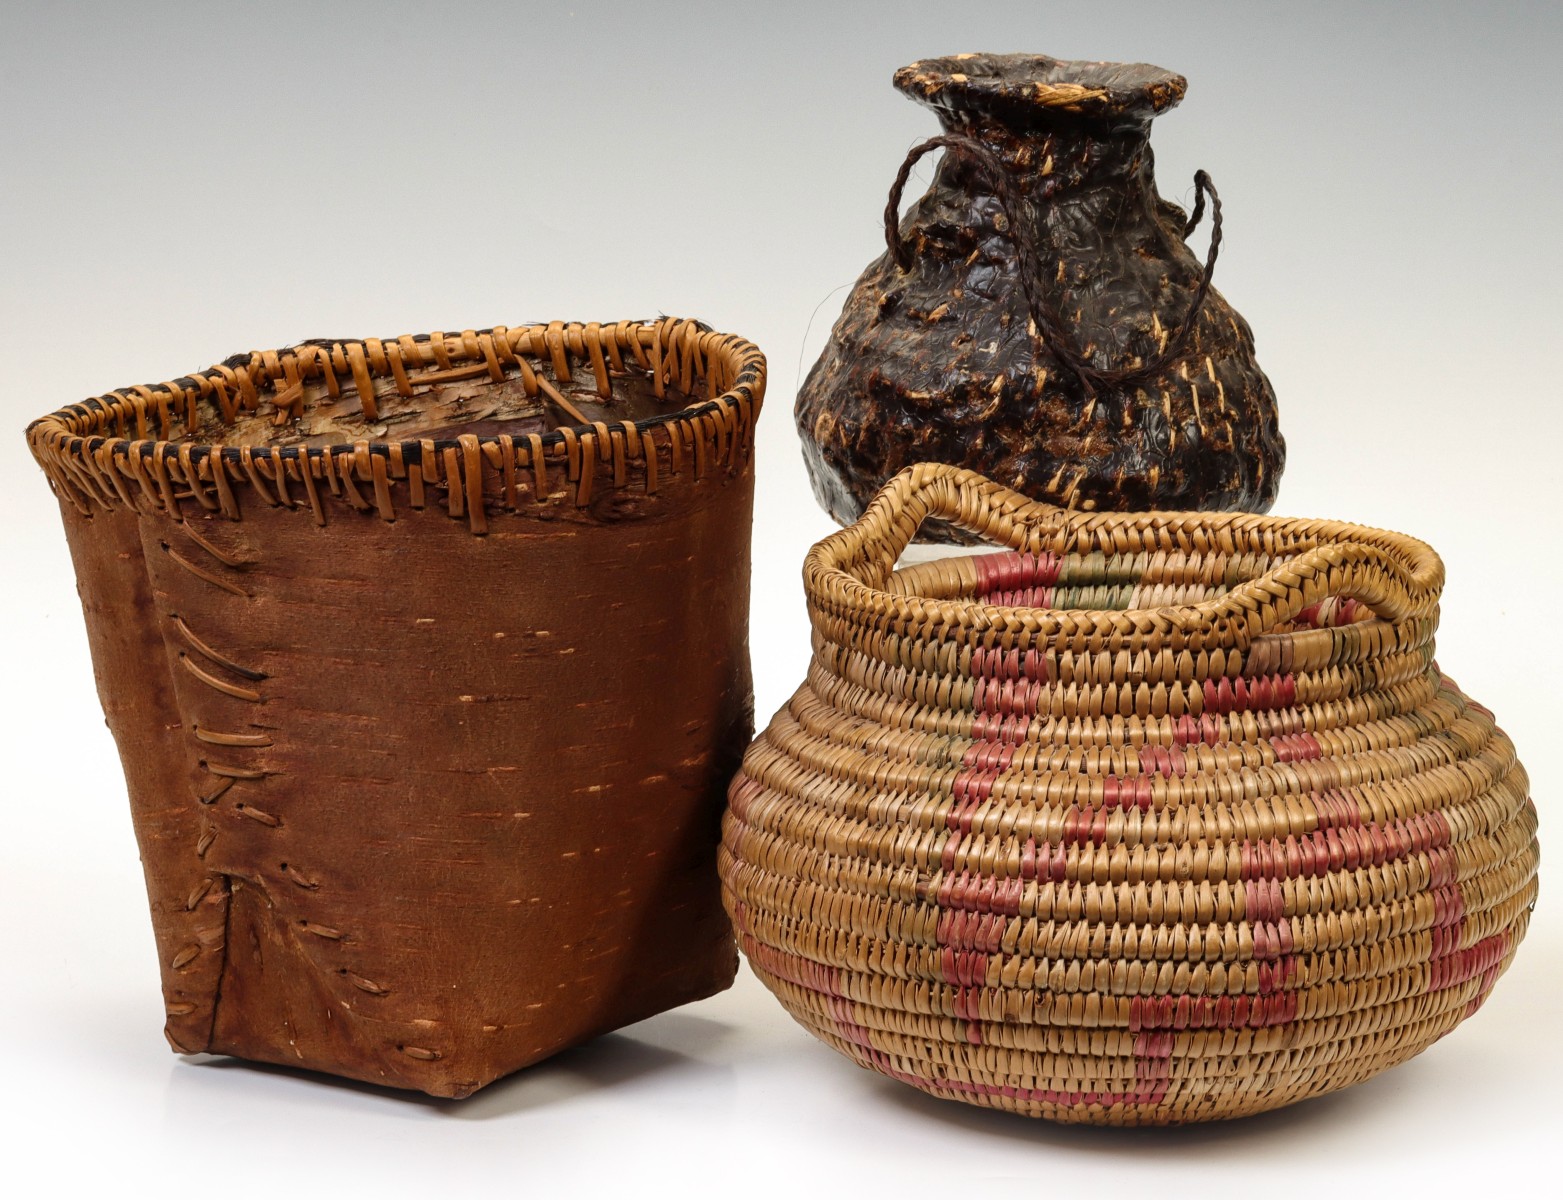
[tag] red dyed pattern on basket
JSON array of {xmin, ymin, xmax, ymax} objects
[
  {"xmin": 1174, "ymin": 713, "xmax": 1224, "ymax": 747},
  {"xmin": 1242, "ymin": 857, "xmax": 1299, "ymax": 997},
  {"xmin": 730, "ymin": 904, "xmax": 876, "ymax": 1052},
  {"xmin": 749, "ymin": 897, "xmax": 1182, "ymax": 1110},
  {"xmin": 1137, "ymin": 745, "xmax": 1188, "ymax": 779},
  {"xmin": 1061, "ymin": 805, "xmax": 1113, "ymax": 844},
  {"xmin": 1104, "ymin": 773, "xmax": 1157, "ymax": 807},
  {"xmin": 933, "ymin": 622, "xmax": 1054, "ymax": 1045},
  {"xmin": 1459, "ymin": 933, "xmax": 1512, "ymax": 1017},
  {"xmin": 1234, "ymin": 801, "xmax": 1509, "ymax": 1029},
  {"xmin": 735, "ymin": 909, "xmax": 1148, "ymax": 1107},
  {"xmin": 974, "ymin": 550, "xmax": 1061, "ymax": 607},
  {"xmin": 1294, "ymin": 597, "xmax": 1364, "ymax": 628},
  {"xmin": 1312, "ymin": 788, "xmax": 1364, "ymax": 830},
  {"xmin": 941, "ymin": 751, "xmax": 1003, "ymax": 1042},
  {"xmin": 1270, "ymin": 732, "xmax": 1323, "ymax": 762},
  {"xmin": 968, "ymin": 645, "xmax": 1045, "ymax": 743},
  {"xmin": 1418, "ymin": 810, "xmax": 1506, "ymax": 1013},
  {"xmin": 1244, "ymin": 808, "xmax": 1452, "ymax": 880},
  {"xmin": 1202, "ymin": 673, "xmax": 1297, "ymax": 715}
]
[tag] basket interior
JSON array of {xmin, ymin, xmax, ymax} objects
[
  {"xmin": 892, "ymin": 545, "xmax": 1374, "ymax": 634},
  {"xmin": 37, "ymin": 321, "xmax": 745, "ymax": 458},
  {"xmin": 29, "ymin": 320, "xmax": 765, "ymax": 530},
  {"xmin": 170, "ymin": 344, "xmax": 708, "ymax": 451}
]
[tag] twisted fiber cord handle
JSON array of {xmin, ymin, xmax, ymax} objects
[
  {"xmin": 805, "ymin": 464, "xmax": 1445, "ymax": 645},
  {"xmin": 884, "ymin": 133, "xmax": 1222, "ymax": 396}
]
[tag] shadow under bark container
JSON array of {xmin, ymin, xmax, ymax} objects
[{"xmin": 27, "ymin": 317, "xmax": 765, "ymax": 1098}]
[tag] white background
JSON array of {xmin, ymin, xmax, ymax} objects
[{"xmin": 2, "ymin": 2, "xmax": 1559, "ymax": 1195}]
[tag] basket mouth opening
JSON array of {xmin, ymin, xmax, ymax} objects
[
  {"xmin": 894, "ymin": 53, "xmax": 1187, "ymax": 122},
  {"xmin": 803, "ymin": 468, "xmax": 1443, "ymax": 646},
  {"xmin": 30, "ymin": 318, "xmax": 758, "ymax": 458},
  {"xmin": 889, "ymin": 546, "xmax": 1380, "ymax": 635},
  {"xmin": 174, "ymin": 356, "xmax": 705, "ymax": 451}
]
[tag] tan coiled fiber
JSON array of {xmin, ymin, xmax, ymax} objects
[{"xmin": 721, "ymin": 463, "xmax": 1538, "ymax": 1124}]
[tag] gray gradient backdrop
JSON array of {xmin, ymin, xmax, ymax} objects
[{"xmin": 2, "ymin": 2, "xmax": 1559, "ymax": 1195}]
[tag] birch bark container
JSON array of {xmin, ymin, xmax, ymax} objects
[{"xmin": 28, "ymin": 317, "xmax": 765, "ymax": 1098}]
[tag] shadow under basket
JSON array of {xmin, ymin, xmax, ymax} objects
[{"xmin": 27, "ymin": 317, "xmax": 766, "ymax": 1098}]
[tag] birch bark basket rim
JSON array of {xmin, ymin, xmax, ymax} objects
[{"xmin": 26, "ymin": 316, "xmax": 767, "ymax": 534}]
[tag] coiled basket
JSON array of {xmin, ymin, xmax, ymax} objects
[
  {"xmin": 29, "ymin": 317, "xmax": 764, "ymax": 1098},
  {"xmin": 721, "ymin": 463, "xmax": 1538, "ymax": 1124}
]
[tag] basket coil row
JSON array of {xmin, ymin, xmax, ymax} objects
[{"xmin": 721, "ymin": 463, "xmax": 1538, "ymax": 1124}]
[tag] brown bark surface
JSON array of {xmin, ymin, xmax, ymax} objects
[
  {"xmin": 32, "ymin": 319, "xmax": 763, "ymax": 1097},
  {"xmin": 56, "ymin": 465, "xmax": 749, "ymax": 1097}
]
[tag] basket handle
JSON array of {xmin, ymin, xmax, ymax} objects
[
  {"xmin": 884, "ymin": 134, "xmax": 1221, "ymax": 397},
  {"xmin": 810, "ymin": 464, "xmax": 1443, "ymax": 644}
]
